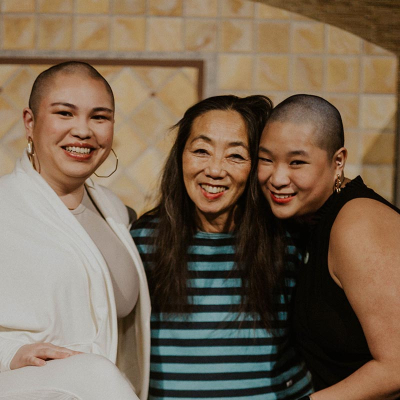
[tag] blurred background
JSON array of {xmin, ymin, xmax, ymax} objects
[{"xmin": 0, "ymin": 0, "xmax": 398, "ymax": 214}]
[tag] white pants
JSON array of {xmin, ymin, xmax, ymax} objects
[{"xmin": 0, "ymin": 353, "xmax": 139, "ymax": 400}]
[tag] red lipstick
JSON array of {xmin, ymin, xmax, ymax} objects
[{"xmin": 270, "ymin": 191, "xmax": 295, "ymax": 204}]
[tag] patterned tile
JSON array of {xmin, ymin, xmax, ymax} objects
[
  {"xmin": 218, "ymin": 54, "xmax": 253, "ymax": 90},
  {"xmin": 149, "ymin": 0, "xmax": 182, "ymax": 16},
  {"xmin": 39, "ymin": 0, "xmax": 74, "ymax": 13},
  {"xmin": 256, "ymin": 55, "xmax": 289, "ymax": 91},
  {"xmin": 38, "ymin": 16, "xmax": 73, "ymax": 50},
  {"xmin": 2, "ymin": 0, "xmax": 35, "ymax": 12},
  {"xmin": 112, "ymin": 17, "xmax": 146, "ymax": 51},
  {"xmin": 3, "ymin": 16, "xmax": 35, "ymax": 50},
  {"xmin": 257, "ymin": 22, "xmax": 290, "ymax": 53},
  {"xmin": 75, "ymin": 17, "xmax": 110, "ymax": 50},
  {"xmin": 114, "ymin": 0, "xmax": 146, "ymax": 15},
  {"xmin": 184, "ymin": 0, "xmax": 218, "ymax": 17}
]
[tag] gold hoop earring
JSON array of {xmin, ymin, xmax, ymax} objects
[
  {"xmin": 334, "ymin": 174, "xmax": 342, "ymax": 194},
  {"xmin": 27, "ymin": 137, "xmax": 37, "ymax": 171},
  {"xmin": 94, "ymin": 148, "xmax": 118, "ymax": 178}
]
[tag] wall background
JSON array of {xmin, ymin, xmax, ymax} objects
[{"xmin": 0, "ymin": 0, "xmax": 398, "ymax": 213}]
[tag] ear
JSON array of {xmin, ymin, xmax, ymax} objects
[
  {"xmin": 23, "ymin": 107, "xmax": 35, "ymax": 140},
  {"xmin": 333, "ymin": 147, "xmax": 347, "ymax": 175}
]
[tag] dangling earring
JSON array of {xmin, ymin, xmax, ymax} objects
[
  {"xmin": 94, "ymin": 148, "xmax": 118, "ymax": 178},
  {"xmin": 334, "ymin": 174, "xmax": 342, "ymax": 194},
  {"xmin": 27, "ymin": 137, "xmax": 37, "ymax": 171}
]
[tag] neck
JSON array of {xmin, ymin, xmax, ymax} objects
[
  {"xmin": 196, "ymin": 208, "xmax": 237, "ymax": 233},
  {"xmin": 60, "ymin": 187, "xmax": 85, "ymax": 210},
  {"xmin": 43, "ymin": 175, "xmax": 86, "ymax": 210}
]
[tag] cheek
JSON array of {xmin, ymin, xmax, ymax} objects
[
  {"xmin": 257, "ymin": 166, "xmax": 270, "ymax": 184},
  {"xmin": 98, "ymin": 127, "xmax": 114, "ymax": 147},
  {"xmin": 233, "ymin": 164, "xmax": 251, "ymax": 191}
]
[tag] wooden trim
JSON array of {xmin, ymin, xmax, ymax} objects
[{"xmin": 0, "ymin": 57, "xmax": 204, "ymax": 100}]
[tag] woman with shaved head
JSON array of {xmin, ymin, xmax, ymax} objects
[
  {"xmin": 0, "ymin": 61, "xmax": 150, "ymax": 399},
  {"xmin": 258, "ymin": 94, "xmax": 400, "ymax": 399}
]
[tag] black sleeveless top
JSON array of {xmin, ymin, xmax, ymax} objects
[{"xmin": 293, "ymin": 176, "xmax": 399, "ymax": 390}]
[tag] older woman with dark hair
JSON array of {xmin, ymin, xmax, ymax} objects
[{"xmin": 131, "ymin": 95, "xmax": 312, "ymax": 399}]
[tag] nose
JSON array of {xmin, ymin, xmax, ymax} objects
[
  {"xmin": 205, "ymin": 155, "xmax": 227, "ymax": 179},
  {"xmin": 269, "ymin": 164, "xmax": 290, "ymax": 189},
  {"xmin": 71, "ymin": 117, "xmax": 92, "ymax": 140}
]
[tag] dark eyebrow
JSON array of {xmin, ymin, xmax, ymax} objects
[
  {"xmin": 258, "ymin": 146, "xmax": 271, "ymax": 154},
  {"xmin": 50, "ymin": 103, "xmax": 113, "ymax": 114},
  {"xmin": 93, "ymin": 107, "xmax": 113, "ymax": 114},
  {"xmin": 288, "ymin": 150, "xmax": 309, "ymax": 157},
  {"xmin": 190, "ymin": 135, "xmax": 249, "ymax": 151},
  {"xmin": 258, "ymin": 146, "xmax": 309, "ymax": 157},
  {"xmin": 51, "ymin": 102, "xmax": 76, "ymax": 109}
]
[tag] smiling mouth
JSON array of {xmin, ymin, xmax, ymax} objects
[
  {"xmin": 270, "ymin": 191, "xmax": 295, "ymax": 204},
  {"xmin": 200, "ymin": 184, "xmax": 227, "ymax": 194},
  {"xmin": 63, "ymin": 146, "xmax": 93, "ymax": 155},
  {"xmin": 273, "ymin": 193, "xmax": 294, "ymax": 199}
]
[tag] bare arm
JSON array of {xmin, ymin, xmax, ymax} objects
[{"xmin": 311, "ymin": 198, "xmax": 400, "ymax": 400}]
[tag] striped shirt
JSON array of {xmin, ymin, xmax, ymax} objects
[{"xmin": 131, "ymin": 216, "xmax": 312, "ymax": 399}]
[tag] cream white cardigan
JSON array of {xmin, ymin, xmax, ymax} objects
[{"xmin": 0, "ymin": 153, "xmax": 150, "ymax": 400}]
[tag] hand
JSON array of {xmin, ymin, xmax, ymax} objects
[{"xmin": 10, "ymin": 343, "xmax": 81, "ymax": 370}]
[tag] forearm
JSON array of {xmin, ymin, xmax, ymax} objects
[
  {"xmin": 310, "ymin": 360, "xmax": 400, "ymax": 400},
  {"xmin": 0, "ymin": 336, "xmax": 25, "ymax": 372}
]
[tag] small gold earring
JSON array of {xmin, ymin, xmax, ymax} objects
[
  {"xmin": 27, "ymin": 137, "xmax": 34, "ymax": 156},
  {"xmin": 334, "ymin": 174, "xmax": 342, "ymax": 194},
  {"xmin": 94, "ymin": 148, "xmax": 118, "ymax": 178},
  {"xmin": 27, "ymin": 137, "xmax": 38, "ymax": 171}
]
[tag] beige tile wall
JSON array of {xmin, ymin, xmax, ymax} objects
[{"xmin": 0, "ymin": 0, "xmax": 398, "ymax": 206}]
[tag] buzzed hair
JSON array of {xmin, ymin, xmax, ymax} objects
[
  {"xmin": 267, "ymin": 94, "xmax": 344, "ymax": 158},
  {"xmin": 28, "ymin": 61, "xmax": 114, "ymax": 115}
]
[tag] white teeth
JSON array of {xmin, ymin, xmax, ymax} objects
[
  {"xmin": 274, "ymin": 194, "xmax": 293, "ymax": 199},
  {"xmin": 65, "ymin": 146, "xmax": 91, "ymax": 154},
  {"xmin": 200, "ymin": 184, "xmax": 226, "ymax": 194}
]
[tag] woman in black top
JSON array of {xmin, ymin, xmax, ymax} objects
[{"xmin": 258, "ymin": 94, "xmax": 400, "ymax": 399}]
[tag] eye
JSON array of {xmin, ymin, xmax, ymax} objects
[
  {"xmin": 193, "ymin": 148, "xmax": 209, "ymax": 155},
  {"xmin": 92, "ymin": 114, "xmax": 110, "ymax": 121},
  {"xmin": 56, "ymin": 111, "xmax": 72, "ymax": 117},
  {"xmin": 290, "ymin": 160, "xmax": 307, "ymax": 166},
  {"xmin": 229, "ymin": 153, "xmax": 246, "ymax": 161},
  {"xmin": 258, "ymin": 156, "xmax": 272, "ymax": 163}
]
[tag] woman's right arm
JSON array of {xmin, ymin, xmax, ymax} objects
[{"xmin": 310, "ymin": 198, "xmax": 400, "ymax": 400}]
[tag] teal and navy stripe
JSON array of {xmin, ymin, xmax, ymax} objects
[{"xmin": 131, "ymin": 216, "xmax": 312, "ymax": 399}]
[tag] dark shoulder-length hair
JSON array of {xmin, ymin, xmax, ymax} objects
[{"xmin": 145, "ymin": 94, "xmax": 285, "ymax": 330}]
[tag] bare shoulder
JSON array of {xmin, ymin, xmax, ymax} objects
[
  {"xmin": 329, "ymin": 197, "xmax": 400, "ymax": 285},
  {"xmin": 333, "ymin": 197, "xmax": 400, "ymax": 237}
]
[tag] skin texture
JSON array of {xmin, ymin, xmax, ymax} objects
[
  {"xmin": 23, "ymin": 72, "xmax": 115, "ymax": 210},
  {"xmin": 258, "ymin": 120, "xmax": 400, "ymax": 399},
  {"xmin": 13, "ymin": 71, "xmax": 114, "ymax": 370},
  {"xmin": 182, "ymin": 110, "xmax": 251, "ymax": 233},
  {"xmin": 258, "ymin": 121, "xmax": 346, "ymax": 221}
]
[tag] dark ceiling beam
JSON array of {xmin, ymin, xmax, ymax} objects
[{"xmin": 256, "ymin": 0, "xmax": 400, "ymax": 55}]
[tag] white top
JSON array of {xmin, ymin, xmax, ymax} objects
[
  {"xmin": 71, "ymin": 189, "xmax": 139, "ymax": 318},
  {"xmin": 0, "ymin": 152, "xmax": 151, "ymax": 400}
]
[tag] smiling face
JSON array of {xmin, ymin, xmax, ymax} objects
[
  {"xmin": 182, "ymin": 110, "xmax": 251, "ymax": 232},
  {"xmin": 258, "ymin": 121, "xmax": 345, "ymax": 220},
  {"xmin": 23, "ymin": 72, "xmax": 114, "ymax": 193}
]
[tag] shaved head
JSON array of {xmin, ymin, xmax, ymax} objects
[
  {"xmin": 29, "ymin": 61, "xmax": 114, "ymax": 115},
  {"xmin": 267, "ymin": 94, "xmax": 344, "ymax": 158}
]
